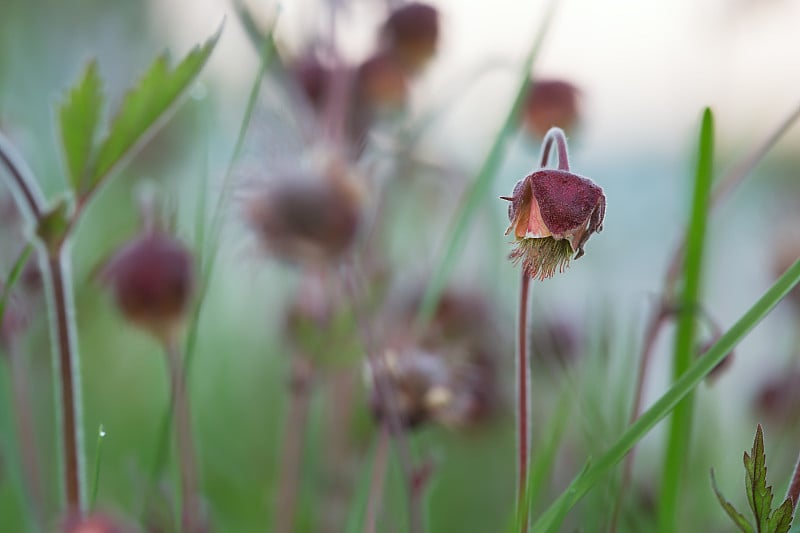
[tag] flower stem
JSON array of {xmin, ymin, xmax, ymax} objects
[
  {"xmin": 517, "ymin": 271, "xmax": 531, "ymax": 530},
  {"xmin": 274, "ymin": 355, "xmax": 313, "ymax": 533},
  {"xmin": 540, "ymin": 127, "xmax": 570, "ymax": 171},
  {"xmin": 786, "ymin": 450, "xmax": 800, "ymax": 510},
  {"xmin": 165, "ymin": 337, "xmax": 200, "ymax": 532},
  {"xmin": 363, "ymin": 425, "xmax": 391, "ymax": 533},
  {"xmin": 46, "ymin": 249, "xmax": 86, "ymax": 514}
]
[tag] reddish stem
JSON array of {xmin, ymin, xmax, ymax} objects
[
  {"xmin": 274, "ymin": 356, "xmax": 314, "ymax": 533},
  {"xmin": 517, "ymin": 272, "xmax": 531, "ymax": 529},
  {"xmin": 165, "ymin": 337, "xmax": 200, "ymax": 532},
  {"xmin": 786, "ymin": 451, "xmax": 800, "ymax": 510},
  {"xmin": 540, "ymin": 127, "xmax": 570, "ymax": 171},
  {"xmin": 48, "ymin": 251, "xmax": 85, "ymax": 513}
]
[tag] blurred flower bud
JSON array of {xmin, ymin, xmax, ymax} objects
[
  {"xmin": 100, "ymin": 231, "xmax": 194, "ymax": 343},
  {"xmin": 356, "ymin": 51, "xmax": 409, "ymax": 110},
  {"xmin": 529, "ymin": 316, "xmax": 582, "ymax": 370},
  {"xmin": 522, "ymin": 79, "xmax": 581, "ymax": 138},
  {"xmin": 289, "ymin": 53, "xmax": 332, "ymax": 112},
  {"xmin": 245, "ymin": 163, "xmax": 362, "ymax": 266},
  {"xmin": 503, "ymin": 169, "xmax": 605, "ymax": 280},
  {"xmin": 380, "ymin": 2, "xmax": 439, "ymax": 73},
  {"xmin": 754, "ymin": 370, "xmax": 800, "ymax": 425},
  {"xmin": 370, "ymin": 288, "xmax": 500, "ymax": 430}
]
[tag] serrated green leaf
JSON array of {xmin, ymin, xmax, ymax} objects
[
  {"xmin": 745, "ymin": 424, "xmax": 775, "ymax": 532},
  {"xmin": 88, "ymin": 25, "xmax": 221, "ymax": 195},
  {"xmin": 711, "ymin": 469, "xmax": 754, "ymax": 533},
  {"xmin": 59, "ymin": 60, "xmax": 103, "ymax": 193},
  {"xmin": 769, "ymin": 498, "xmax": 794, "ymax": 533}
]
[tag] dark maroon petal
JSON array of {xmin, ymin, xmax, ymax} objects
[{"xmin": 529, "ymin": 169, "xmax": 604, "ymax": 236}]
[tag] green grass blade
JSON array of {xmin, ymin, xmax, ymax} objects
[
  {"xmin": 58, "ymin": 60, "xmax": 103, "ymax": 193},
  {"xmin": 531, "ymin": 255, "xmax": 800, "ymax": 532},
  {"xmin": 88, "ymin": 25, "xmax": 221, "ymax": 197},
  {"xmin": 89, "ymin": 424, "xmax": 106, "ymax": 510},
  {"xmin": 415, "ymin": 0, "xmax": 557, "ymax": 326},
  {"xmin": 658, "ymin": 107, "xmax": 715, "ymax": 531},
  {"xmin": 0, "ymin": 243, "xmax": 34, "ymax": 325}
]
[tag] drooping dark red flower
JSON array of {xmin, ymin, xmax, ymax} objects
[{"xmin": 503, "ymin": 168, "xmax": 605, "ymax": 280}]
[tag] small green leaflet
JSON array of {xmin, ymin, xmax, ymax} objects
[
  {"xmin": 59, "ymin": 60, "xmax": 103, "ymax": 193},
  {"xmin": 87, "ymin": 24, "xmax": 221, "ymax": 196},
  {"xmin": 711, "ymin": 425, "xmax": 794, "ymax": 533}
]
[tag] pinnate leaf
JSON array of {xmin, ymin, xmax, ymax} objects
[
  {"xmin": 711, "ymin": 469, "xmax": 754, "ymax": 533},
  {"xmin": 770, "ymin": 498, "xmax": 794, "ymax": 533},
  {"xmin": 59, "ymin": 60, "xmax": 103, "ymax": 192},
  {"xmin": 89, "ymin": 25, "xmax": 221, "ymax": 193}
]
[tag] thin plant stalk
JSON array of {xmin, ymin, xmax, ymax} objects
[
  {"xmin": 363, "ymin": 426, "xmax": 391, "ymax": 533},
  {"xmin": 46, "ymin": 247, "xmax": 87, "ymax": 513},
  {"xmin": 165, "ymin": 336, "xmax": 200, "ymax": 532},
  {"xmin": 786, "ymin": 451, "xmax": 800, "ymax": 510},
  {"xmin": 517, "ymin": 272, "xmax": 531, "ymax": 530},
  {"xmin": 274, "ymin": 355, "xmax": 314, "ymax": 533}
]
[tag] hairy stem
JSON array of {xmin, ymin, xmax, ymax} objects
[
  {"xmin": 165, "ymin": 337, "xmax": 200, "ymax": 532},
  {"xmin": 517, "ymin": 272, "xmax": 531, "ymax": 530},
  {"xmin": 274, "ymin": 355, "xmax": 314, "ymax": 533},
  {"xmin": 46, "ymin": 249, "xmax": 86, "ymax": 513},
  {"xmin": 786, "ymin": 451, "xmax": 800, "ymax": 510},
  {"xmin": 540, "ymin": 127, "xmax": 570, "ymax": 171}
]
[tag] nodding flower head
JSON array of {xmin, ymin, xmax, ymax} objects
[
  {"xmin": 100, "ymin": 231, "xmax": 194, "ymax": 343},
  {"xmin": 503, "ymin": 168, "xmax": 605, "ymax": 280}
]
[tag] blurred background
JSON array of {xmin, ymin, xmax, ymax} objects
[{"xmin": 2, "ymin": 0, "xmax": 800, "ymax": 531}]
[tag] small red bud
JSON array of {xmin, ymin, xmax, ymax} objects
[
  {"xmin": 100, "ymin": 231, "xmax": 194, "ymax": 343},
  {"xmin": 522, "ymin": 79, "xmax": 581, "ymax": 138},
  {"xmin": 381, "ymin": 2, "xmax": 440, "ymax": 73},
  {"xmin": 356, "ymin": 51, "xmax": 409, "ymax": 109}
]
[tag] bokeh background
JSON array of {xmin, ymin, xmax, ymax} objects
[{"xmin": 2, "ymin": 0, "xmax": 800, "ymax": 531}]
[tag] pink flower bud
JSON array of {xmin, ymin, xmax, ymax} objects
[{"xmin": 503, "ymin": 168, "xmax": 605, "ymax": 280}]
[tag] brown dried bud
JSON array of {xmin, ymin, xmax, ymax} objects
[
  {"xmin": 381, "ymin": 2, "xmax": 439, "ymax": 73},
  {"xmin": 100, "ymin": 232, "xmax": 194, "ymax": 343},
  {"xmin": 503, "ymin": 168, "xmax": 605, "ymax": 279},
  {"xmin": 529, "ymin": 316, "xmax": 582, "ymax": 369},
  {"xmin": 245, "ymin": 166, "xmax": 362, "ymax": 266},
  {"xmin": 522, "ymin": 79, "xmax": 581, "ymax": 138},
  {"xmin": 754, "ymin": 370, "xmax": 800, "ymax": 425}
]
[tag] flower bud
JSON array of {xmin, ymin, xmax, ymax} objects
[
  {"xmin": 245, "ymin": 164, "xmax": 362, "ymax": 266},
  {"xmin": 503, "ymin": 168, "xmax": 605, "ymax": 279},
  {"xmin": 100, "ymin": 231, "xmax": 194, "ymax": 343},
  {"xmin": 380, "ymin": 3, "xmax": 439, "ymax": 73},
  {"xmin": 289, "ymin": 53, "xmax": 332, "ymax": 112},
  {"xmin": 59, "ymin": 512, "xmax": 136, "ymax": 533},
  {"xmin": 356, "ymin": 51, "xmax": 409, "ymax": 110},
  {"xmin": 522, "ymin": 79, "xmax": 581, "ymax": 138}
]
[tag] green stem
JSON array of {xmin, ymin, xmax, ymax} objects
[{"xmin": 658, "ymin": 108, "xmax": 714, "ymax": 532}]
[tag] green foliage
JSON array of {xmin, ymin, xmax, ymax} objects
[
  {"xmin": 57, "ymin": 26, "xmax": 221, "ymax": 201},
  {"xmin": 711, "ymin": 425, "xmax": 794, "ymax": 533},
  {"xmin": 59, "ymin": 61, "xmax": 103, "ymax": 193},
  {"xmin": 0, "ymin": 243, "xmax": 33, "ymax": 327},
  {"xmin": 531, "ymin": 256, "xmax": 800, "ymax": 532},
  {"xmin": 659, "ymin": 107, "xmax": 716, "ymax": 531}
]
